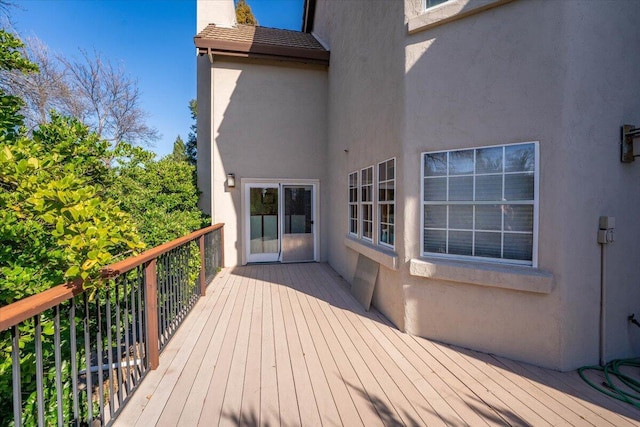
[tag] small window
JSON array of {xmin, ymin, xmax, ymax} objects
[
  {"xmin": 378, "ymin": 158, "xmax": 395, "ymax": 248},
  {"xmin": 422, "ymin": 142, "xmax": 538, "ymax": 266},
  {"xmin": 348, "ymin": 171, "xmax": 359, "ymax": 236},
  {"xmin": 425, "ymin": 0, "xmax": 449, "ymax": 9},
  {"xmin": 361, "ymin": 166, "xmax": 374, "ymax": 242}
]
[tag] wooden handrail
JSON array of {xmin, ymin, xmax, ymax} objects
[
  {"xmin": 100, "ymin": 223, "xmax": 224, "ymax": 278},
  {"xmin": 0, "ymin": 278, "xmax": 84, "ymax": 331},
  {"xmin": 0, "ymin": 223, "xmax": 224, "ymax": 332}
]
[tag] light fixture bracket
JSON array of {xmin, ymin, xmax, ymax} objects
[{"xmin": 622, "ymin": 124, "xmax": 640, "ymax": 163}]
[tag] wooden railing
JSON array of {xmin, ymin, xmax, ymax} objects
[{"xmin": 0, "ymin": 224, "xmax": 224, "ymax": 427}]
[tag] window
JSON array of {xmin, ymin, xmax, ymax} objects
[
  {"xmin": 361, "ymin": 166, "xmax": 374, "ymax": 241},
  {"xmin": 425, "ymin": 0, "xmax": 449, "ymax": 9},
  {"xmin": 422, "ymin": 142, "xmax": 538, "ymax": 266},
  {"xmin": 378, "ymin": 158, "xmax": 395, "ymax": 248},
  {"xmin": 348, "ymin": 172, "xmax": 358, "ymax": 236}
]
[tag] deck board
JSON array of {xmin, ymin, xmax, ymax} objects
[
  {"xmin": 176, "ymin": 269, "xmax": 240, "ymax": 426},
  {"xmin": 114, "ymin": 263, "xmax": 640, "ymax": 427},
  {"xmin": 259, "ymin": 267, "xmax": 280, "ymax": 427},
  {"xmin": 198, "ymin": 265, "xmax": 251, "ymax": 425},
  {"xmin": 294, "ymin": 264, "xmax": 381, "ymax": 427},
  {"xmin": 240, "ymin": 265, "xmax": 263, "ymax": 426}
]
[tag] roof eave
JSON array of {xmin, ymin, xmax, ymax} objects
[{"xmin": 194, "ymin": 36, "xmax": 330, "ymax": 65}]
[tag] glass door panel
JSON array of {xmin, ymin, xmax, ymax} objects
[
  {"xmin": 247, "ymin": 185, "xmax": 280, "ymax": 262},
  {"xmin": 282, "ymin": 186, "xmax": 314, "ymax": 262}
]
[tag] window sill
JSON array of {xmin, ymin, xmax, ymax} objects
[
  {"xmin": 410, "ymin": 258, "xmax": 554, "ymax": 294},
  {"xmin": 408, "ymin": 0, "xmax": 514, "ymax": 35},
  {"xmin": 344, "ymin": 236, "xmax": 399, "ymax": 271}
]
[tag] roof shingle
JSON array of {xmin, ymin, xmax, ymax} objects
[{"xmin": 194, "ymin": 24, "xmax": 329, "ymax": 65}]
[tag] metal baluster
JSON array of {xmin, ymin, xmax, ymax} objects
[
  {"xmin": 137, "ymin": 266, "xmax": 146, "ymax": 372},
  {"xmin": 34, "ymin": 315, "xmax": 45, "ymax": 426},
  {"xmin": 189, "ymin": 243, "xmax": 194, "ymax": 306},
  {"xmin": 156, "ymin": 257, "xmax": 162, "ymax": 349},
  {"xmin": 11, "ymin": 325, "xmax": 22, "ymax": 427},
  {"xmin": 106, "ymin": 286, "xmax": 115, "ymax": 420},
  {"xmin": 83, "ymin": 293, "xmax": 93, "ymax": 425},
  {"xmin": 186, "ymin": 243, "xmax": 191, "ymax": 309},
  {"xmin": 214, "ymin": 231, "xmax": 218, "ymax": 278},
  {"xmin": 168, "ymin": 252, "xmax": 175, "ymax": 338},
  {"xmin": 165, "ymin": 253, "xmax": 171, "ymax": 343},
  {"xmin": 124, "ymin": 274, "xmax": 132, "ymax": 394},
  {"xmin": 69, "ymin": 301, "xmax": 79, "ymax": 423},
  {"xmin": 160, "ymin": 255, "xmax": 167, "ymax": 347},
  {"xmin": 176, "ymin": 247, "xmax": 181, "ymax": 322},
  {"xmin": 96, "ymin": 298, "xmax": 105, "ymax": 424},
  {"xmin": 115, "ymin": 278, "xmax": 123, "ymax": 406},
  {"xmin": 174, "ymin": 248, "xmax": 179, "ymax": 331},
  {"xmin": 205, "ymin": 233, "xmax": 210, "ymax": 284},
  {"xmin": 130, "ymin": 270, "xmax": 140, "ymax": 383},
  {"xmin": 205, "ymin": 232, "xmax": 210, "ymax": 281},
  {"xmin": 178, "ymin": 245, "xmax": 184, "ymax": 320},
  {"xmin": 54, "ymin": 306, "xmax": 64, "ymax": 427}
]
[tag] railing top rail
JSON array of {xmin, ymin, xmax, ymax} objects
[
  {"xmin": 0, "ymin": 223, "xmax": 224, "ymax": 332},
  {"xmin": 0, "ymin": 279, "xmax": 84, "ymax": 331},
  {"xmin": 100, "ymin": 223, "xmax": 224, "ymax": 278}
]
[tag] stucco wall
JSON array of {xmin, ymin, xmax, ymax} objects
[
  {"xmin": 403, "ymin": 0, "xmax": 640, "ymax": 370},
  {"xmin": 197, "ymin": 54, "xmax": 213, "ymax": 217},
  {"xmin": 197, "ymin": 0, "xmax": 235, "ymax": 32},
  {"xmin": 403, "ymin": 0, "xmax": 566, "ymax": 369},
  {"xmin": 314, "ymin": 0, "xmax": 408, "ymax": 330},
  {"xmin": 209, "ymin": 57, "xmax": 328, "ymax": 267},
  {"xmin": 557, "ymin": 0, "xmax": 640, "ymax": 368}
]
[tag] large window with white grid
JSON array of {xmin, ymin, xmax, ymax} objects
[
  {"xmin": 378, "ymin": 158, "xmax": 395, "ymax": 248},
  {"xmin": 422, "ymin": 142, "xmax": 538, "ymax": 266}
]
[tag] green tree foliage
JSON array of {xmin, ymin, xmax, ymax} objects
[
  {"xmin": 0, "ymin": 31, "xmax": 145, "ymax": 305},
  {"xmin": 172, "ymin": 134, "xmax": 186, "ymax": 161},
  {"xmin": 0, "ymin": 30, "xmax": 208, "ymax": 426},
  {"xmin": 0, "ymin": 30, "xmax": 147, "ymax": 426},
  {"xmin": 186, "ymin": 99, "xmax": 197, "ymax": 167},
  {"xmin": 108, "ymin": 143, "xmax": 208, "ymax": 248},
  {"xmin": 0, "ymin": 113, "xmax": 146, "ymax": 305},
  {"xmin": 235, "ymin": 0, "xmax": 258, "ymax": 25},
  {"xmin": 0, "ymin": 30, "xmax": 37, "ymax": 141}
]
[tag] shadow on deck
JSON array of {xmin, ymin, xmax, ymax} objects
[{"xmin": 114, "ymin": 263, "xmax": 640, "ymax": 426}]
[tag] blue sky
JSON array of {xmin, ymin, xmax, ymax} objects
[{"xmin": 10, "ymin": 0, "xmax": 304, "ymax": 157}]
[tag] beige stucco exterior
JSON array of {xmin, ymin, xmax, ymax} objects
[
  {"xmin": 198, "ymin": 55, "xmax": 328, "ymax": 267},
  {"xmin": 197, "ymin": 0, "xmax": 640, "ymax": 371}
]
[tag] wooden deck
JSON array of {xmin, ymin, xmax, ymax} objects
[{"xmin": 114, "ymin": 263, "xmax": 640, "ymax": 426}]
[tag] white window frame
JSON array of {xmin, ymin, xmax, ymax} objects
[
  {"xmin": 423, "ymin": 0, "xmax": 450, "ymax": 10},
  {"xmin": 420, "ymin": 141, "xmax": 539, "ymax": 267},
  {"xmin": 361, "ymin": 166, "xmax": 374, "ymax": 243},
  {"xmin": 348, "ymin": 171, "xmax": 359, "ymax": 237},
  {"xmin": 377, "ymin": 158, "xmax": 395, "ymax": 249}
]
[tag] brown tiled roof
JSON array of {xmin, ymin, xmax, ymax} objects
[{"xmin": 194, "ymin": 24, "xmax": 329, "ymax": 65}]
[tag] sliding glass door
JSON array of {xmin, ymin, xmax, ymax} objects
[{"xmin": 244, "ymin": 181, "xmax": 317, "ymax": 264}]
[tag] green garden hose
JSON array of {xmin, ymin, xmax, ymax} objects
[{"xmin": 579, "ymin": 358, "xmax": 640, "ymax": 409}]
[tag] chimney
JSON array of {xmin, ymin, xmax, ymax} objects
[{"xmin": 197, "ymin": 0, "xmax": 236, "ymax": 33}]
